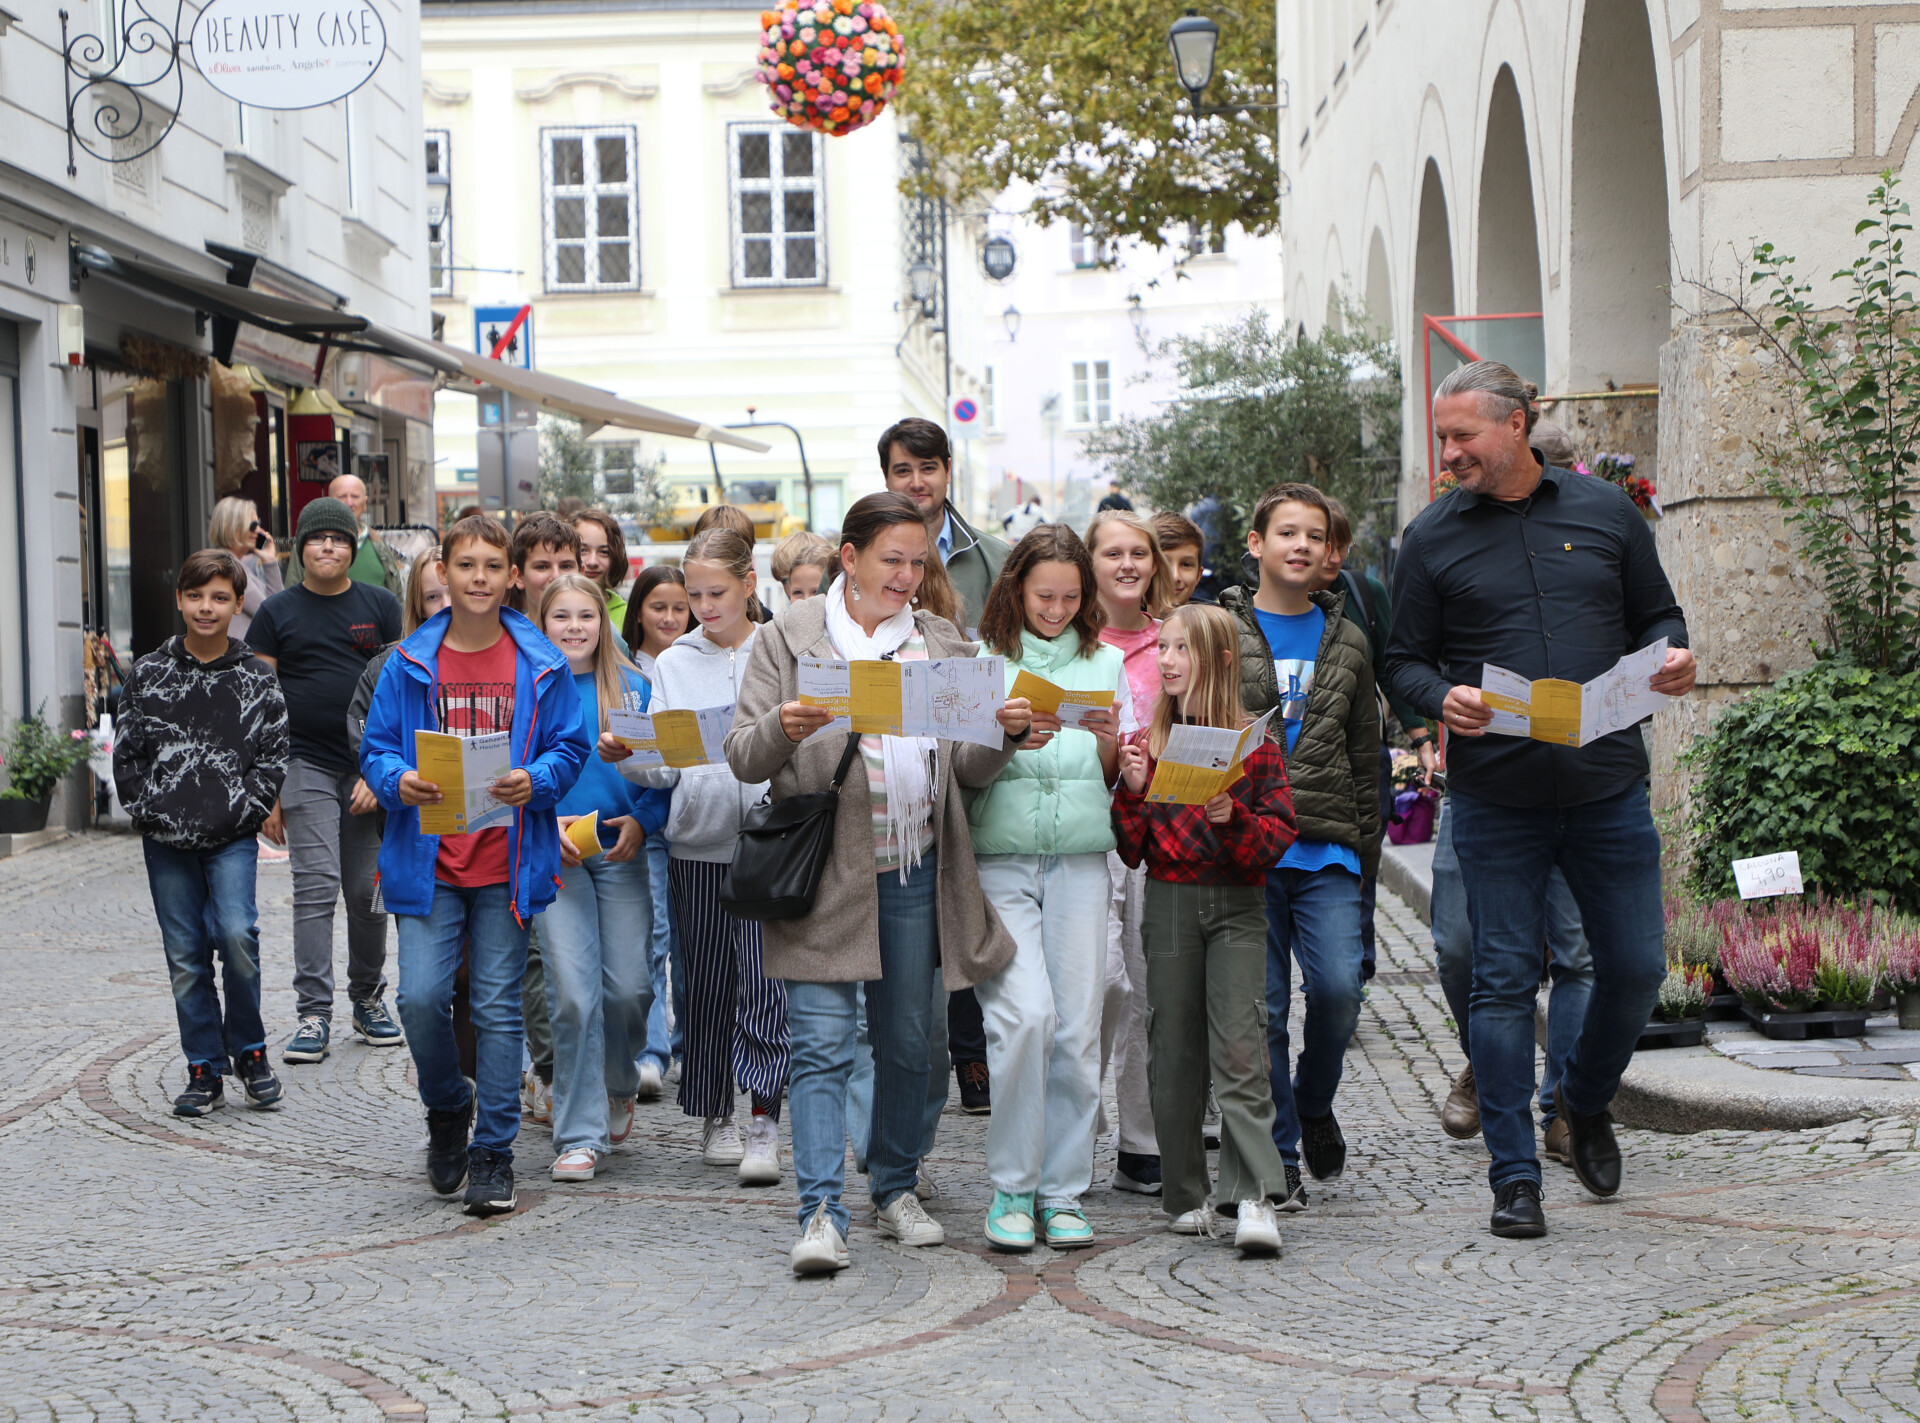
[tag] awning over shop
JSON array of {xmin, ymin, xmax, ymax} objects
[
  {"xmin": 430, "ymin": 342, "xmax": 772, "ymax": 453},
  {"xmin": 73, "ymin": 243, "xmax": 369, "ymax": 338}
]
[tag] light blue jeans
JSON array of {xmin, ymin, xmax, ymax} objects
[
  {"xmin": 396, "ymin": 882, "xmax": 530, "ymax": 1157},
  {"xmin": 786, "ymin": 852, "xmax": 941, "ymax": 1235},
  {"xmin": 643, "ymin": 831, "xmax": 679, "ymax": 1071},
  {"xmin": 542, "ymin": 852, "xmax": 653, "ymax": 1155},
  {"xmin": 1431, "ymin": 797, "xmax": 1594, "ymax": 1123},
  {"xmin": 973, "ymin": 852, "xmax": 1109, "ymax": 1208},
  {"xmin": 845, "ymin": 976, "xmax": 949, "ymax": 1174}
]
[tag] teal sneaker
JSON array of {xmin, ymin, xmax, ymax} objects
[
  {"xmin": 1040, "ymin": 1206, "xmax": 1095, "ymax": 1249},
  {"xmin": 351, "ymin": 995, "xmax": 405, "ymax": 1046},
  {"xmin": 282, "ymin": 1015, "xmax": 331, "ymax": 1064},
  {"xmin": 984, "ymin": 1190, "xmax": 1036, "ymax": 1252}
]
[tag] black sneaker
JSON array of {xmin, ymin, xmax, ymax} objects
[
  {"xmin": 173, "ymin": 1063, "xmax": 225, "ymax": 1117},
  {"xmin": 1112, "ymin": 1151, "xmax": 1163, "ymax": 1196},
  {"xmin": 955, "ymin": 1060, "xmax": 991, "ymax": 1115},
  {"xmin": 1490, "ymin": 1178, "xmax": 1546, "ymax": 1238},
  {"xmin": 235, "ymin": 1048, "xmax": 283, "ymax": 1109},
  {"xmin": 1276, "ymin": 1163, "xmax": 1307, "ymax": 1213},
  {"xmin": 464, "ymin": 1145, "xmax": 517, "ymax": 1217},
  {"xmin": 1300, "ymin": 1111, "xmax": 1347, "ymax": 1181},
  {"xmin": 427, "ymin": 1090, "xmax": 474, "ymax": 1196}
]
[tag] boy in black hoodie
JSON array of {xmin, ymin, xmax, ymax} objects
[{"xmin": 115, "ymin": 550, "xmax": 290, "ymax": 1117}]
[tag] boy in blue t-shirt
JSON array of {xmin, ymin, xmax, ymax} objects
[{"xmin": 1218, "ymin": 483, "xmax": 1382, "ymax": 1208}]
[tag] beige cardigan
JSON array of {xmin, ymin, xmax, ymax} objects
[{"xmin": 723, "ymin": 596, "xmax": 1018, "ymax": 989}]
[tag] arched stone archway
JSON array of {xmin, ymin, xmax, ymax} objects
[
  {"xmin": 1476, "ymin": 65, "xmax": 1542, "ymax": 316},
  {"xmin": 1569, "ymin": 1, "xmax": 1669, "ymax": 389},
  {"xmin": 1364, "ymin": 229, "xmax": 1392, "ymax": 340},
  {"xmin": 1412, "ymin": 158, "xmax": 1455, "ymax": 341}
]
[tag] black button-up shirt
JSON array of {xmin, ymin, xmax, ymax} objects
[{"xmin": 1385, "ymin": 463, "xmax": 1689, "ymax": 809}]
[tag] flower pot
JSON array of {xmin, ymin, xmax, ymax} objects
[
  {"xmin": 1898, "ymin": 991, "xmax": 1920, "ymax": 1031},
  {"xmin": 1636, "ymin": 1018, "xmax": 1705, "ymax": 1050},
  {"xmin": 1704, "ymin": 991, "xmax": 1746, "ymax": 1022},
  {"xmin": 1740, "ymin": 1003, "xmax": 1872, "ymax": 1041},
  {"xmin": 0, "ymin": 795, "xmax": 50, "ymax": 835}
]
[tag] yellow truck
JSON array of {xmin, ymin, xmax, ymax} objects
[{"xmin": 646, "ymin": 480, "xmax": 806, "ymax": 543}]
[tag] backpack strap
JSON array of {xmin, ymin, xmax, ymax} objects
[{"xmin": 1338, "ymin": 568, "xmax": 1375, "ymax": 649}]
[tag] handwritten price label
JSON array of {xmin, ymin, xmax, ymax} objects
[{"xmin": 1732, "ymin": 851, "xmax": 1804, "ymax": 900}]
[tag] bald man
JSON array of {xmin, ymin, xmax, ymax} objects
[{"xmin": 290, "ymin": 475, "xmax": 402, "ymax": 595}]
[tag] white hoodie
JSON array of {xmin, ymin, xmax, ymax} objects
[{"xmin": 620, "ymin": 626, "xmax": 768, "ymax": 863}]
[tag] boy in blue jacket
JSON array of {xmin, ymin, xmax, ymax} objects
[{"xmin": 361, "ymin": 515, "xmax": 589, "ymax": 1216}]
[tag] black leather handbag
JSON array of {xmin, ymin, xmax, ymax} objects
[{"xmin": 719, "ymin": 732, "xmax": 863, "ymax": 922}]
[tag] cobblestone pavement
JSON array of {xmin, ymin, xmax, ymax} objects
[{"xmin": 6, "ymin": 831, "xmax": 1920, "ymax": 1421}]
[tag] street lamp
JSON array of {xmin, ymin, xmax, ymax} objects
[
  {"xmin": 1003, "ymin": 304, "xmax": 1021, "ymax": 342},
  {"xmin": 908, "ymin": 257, "xmax": 938, "ymax": 317},
  {"xmin": 1127, "ymin": 294, "xmax": 1145, "ymax": 337},
  {"xmin": 425, "ymin": 169, "xmax": 451, "ymax": 236},
  {"xmin": 1167, "ymin": 10, "xmax": 1219, "ymax": 111}
]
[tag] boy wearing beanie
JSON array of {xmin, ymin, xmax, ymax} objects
[{"xmin": 249, "ymin": 497, "xmax": 404, "ymax": 1064}]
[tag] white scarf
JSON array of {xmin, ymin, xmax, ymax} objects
[{"xmin": 824, "ymin": 575, "xmax": 936, "ymax": 878}]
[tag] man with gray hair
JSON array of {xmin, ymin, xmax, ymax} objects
[{"xmin": 1385, "ymin": 360, "xmax": 1695, "ymax": 1239}]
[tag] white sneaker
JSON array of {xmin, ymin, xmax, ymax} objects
[
  {"xmin": 1168, "ymin": 1205, "xmax": 1218, "ymax": 1237},
  {"xmin": 1233, "ymin": 1199, "xmax": 1282, "ymax": 1256},
  {"xmin": 876, "ymin": 1191, "xmax": 945, "ymax": 1247},
  {"xmin": 914, "ymin": 1169, "xmax": 938, "ymax": 1201},
  {"xmin": 790, "ymin": 1204, "xmax": 849, "ymax": 1275},
  {"xmin": 702, "ymin": 1115, "xmax": 745, "ymax": 1166},
  {"xmin": 551, "ymin": 1147, "xmax": 599, "ymax": 1181},
  {"xmin": 636, "ymin": 1060, "xmax": 663, "ymax": 1101},
  {"xmin": 608, "ymin": 1095, "xmax": 636, "ymax": 1145},
  {"xmin": 739, "ymin": 1114, "xmax": 781, "ymax": 1185},
  {"xmin": 522, "ymin": 1071, "xmax": 553, "ymax": 1125}
]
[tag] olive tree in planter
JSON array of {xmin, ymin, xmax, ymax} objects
[{"xmin": 0, "ymin": 706, "xmax": 94, "ymax": 833}]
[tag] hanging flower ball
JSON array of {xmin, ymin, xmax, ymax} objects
[{"xmin": 757, "ymin": 0, "xmax": 905, "ymax": 137}]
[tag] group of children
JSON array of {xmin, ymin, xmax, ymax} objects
[{"xmin": 117, "ymin": 474, "xmax": 1390, "ymax": 1259}]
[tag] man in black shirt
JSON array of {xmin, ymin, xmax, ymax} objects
[
  {"xmin": 250, "ymin": 498, "xmax": 404, "ymax": 1064},
  {"xmin": 1387, "ymin": 361, "xmax": 1695, "ymax": 1239}
]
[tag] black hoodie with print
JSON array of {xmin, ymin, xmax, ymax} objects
[{"xmin": 113, "ymin": 637, "xmax": 289, "ymax": 850}]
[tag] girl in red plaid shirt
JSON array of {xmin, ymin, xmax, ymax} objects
[{"xmin": 1112, "ymin": 603, "xmax": 1299, "ymax": 1255}]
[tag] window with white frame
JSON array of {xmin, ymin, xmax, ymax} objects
[
  {"xmin": 729, "ymin": 124, "xmax": 825, "ymax": 286},
  {"xmin": 1069, "ymin": 223, "xmax": 1111, "ymax": 269},
  {"xmin": 1184, "ymin": 220, "xmax": 1227, "ymax": 256},
  {"xmin": 425, "ymin": 131, "xmax": 452, "ymax": 296},
  {"xmin": 983, "ymin": 366, "xmax": 998, "ymax": 430},
  {"xmin": 542, "ymin": 127, "xmax": 639, "ymax": 292},
  {"xmin": 599, "ymin": 443, "xmax": 638, "ymax": 495},
  {"xmin": 1070, "ymin": 359, "xmax": 1111, "ymax": 425}
]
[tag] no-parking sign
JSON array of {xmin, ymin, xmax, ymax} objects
[{"xmin": 952, "ymin": 396, "xmax": 980, "ymax": 438}]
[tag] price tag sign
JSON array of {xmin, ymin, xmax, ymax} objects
[{"xmin": 1732, "ymin": 851, "xmax": 1804, "ymax": 900}]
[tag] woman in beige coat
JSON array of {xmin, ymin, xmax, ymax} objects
[{"xmin": 725, "ymin": 492, "xmax": 1032, "ymax": 1276}]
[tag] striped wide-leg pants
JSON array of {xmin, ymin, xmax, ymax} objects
[{"xmin": 667, "ymin": 858, "xmax": 790, "ymax": 1120}]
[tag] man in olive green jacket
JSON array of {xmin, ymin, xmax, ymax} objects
[
  {"xmin": 1218, "ymin": 482, "xmax": 1381, "ymax": 1209},
  {"xmin": 877, "ymin": 417, "xmax": 1009, "ymax": 633}
]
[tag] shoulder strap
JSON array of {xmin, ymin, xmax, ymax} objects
[
  {"xmin": 1338, "ymin": 568, "xmax": 1374, "ymax": 648},
  {"xmin": 829, "ymin": 730, "xmax": 863, "ymax": 791}
]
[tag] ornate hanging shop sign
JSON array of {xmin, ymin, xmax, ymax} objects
[
  {"xmin": 60, "ymin": 1, "xmax": 388, "ymax": 176},
  {"xmin": 190, "ymin": 0, "xmax": 387, "ymax": 109}
]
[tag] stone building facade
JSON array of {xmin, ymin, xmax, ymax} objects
[{"xmin": 1275, "ymin": 0, "xmax": 1917, "ymax": 816}]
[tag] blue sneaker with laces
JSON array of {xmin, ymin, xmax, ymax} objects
[
  {"xmin": 282, "ymin": 1015, "xmax": 331, "ymax": 1064},
  {"xmin": 984, "ymin": 1189, "xmax": 1035, "ymax": 1252},
  {"xmin": 351, "ymin": 995, "xmax": 405, "ymax": 1046}
]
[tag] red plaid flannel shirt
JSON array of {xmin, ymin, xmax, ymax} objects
[{"xmin": 1110, "ymin": 728, "xmax": 1297, "ymax": 884}]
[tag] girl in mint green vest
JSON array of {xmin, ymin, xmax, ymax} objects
[{"xmin": 967, "ymin": 525, "xmax": 1129, "ymax": 1253}]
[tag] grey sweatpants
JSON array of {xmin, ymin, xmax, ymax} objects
[{"xmin": 283, "ymin": 757, "xmax": 388, "ymax": 1020}]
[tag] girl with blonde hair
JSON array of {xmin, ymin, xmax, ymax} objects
[{"xmin": 208, "ymin": 496, "xmax": 282, "ymax": 639}]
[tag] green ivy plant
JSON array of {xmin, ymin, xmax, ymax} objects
[
  {"xmin": 1724, "ymin": 173, "xmax": 1920, "ymax": 672},
  {"xmin": 0, "ymin": 706, "xmax": 93, "ymax": 802},
  {"xmin": 1684, "ymin": 662, "xmax": 1920, "ymax": 908}
]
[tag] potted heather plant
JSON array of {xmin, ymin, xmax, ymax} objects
[
  {"xmin": 1883, "ymin": 922, "xmax": 1920, "ymax": 1031},
  {"xmin": 0, "ymin": 705, "xmax": 93, "ymax": 834},
  {"xmin": 1666, "ymin": 896, "xmax": 1740, "ymax": 1019},
  {"xmin": 1638, "ymin": 962, "xmax": 1711, "ymax": 1049},
  {"xmin": 1718, "ymin": 898, "xmax": 1885, "ymax": 1039}
]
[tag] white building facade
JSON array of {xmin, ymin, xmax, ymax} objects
[
  {"xmin": 0, "ymin": 1, "xmax": 434, "ymax": 824},
  {"xmin": 968, "ymin": 210, "xmax": 1284, "ymax": 533},
  {"xmin": 421, "ymin": 0, "xmax": 987, "ymax": 535}
]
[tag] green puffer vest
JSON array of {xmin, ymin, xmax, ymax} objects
[
  {"xmin": 1217, "ymin": 585, "xmax": 1383, "ymax": 877},
  {"xmin": 966, "ymin": 626, "xmax": 1122, "ymax": 856}
]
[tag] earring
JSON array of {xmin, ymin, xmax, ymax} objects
[{"xmin": 851, "ymin": 584, "xmax": 861, "ymax": 601}]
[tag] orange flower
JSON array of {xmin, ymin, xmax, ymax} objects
[
  {"xmin": 831, "ymin": 105, "xmax": 849, "ymax": 121},
  {"xmin": 789, "ymin": 38, "xmax": 805, "ymax": 54},
  {"xmin": 761, "ymin": 9, "xmax": 777, "ymax": 25},
  {"xmin": 832, "ymin": 0, "xmax": 853, "ymax": 12},
  {"xmin": 778, "ymin": 62, "xmax": 794, "ymax": 79},
  {"xmin": 863, "ymin": 73, "xmax": 882, "ymax": 95}
]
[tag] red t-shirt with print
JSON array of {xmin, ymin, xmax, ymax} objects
[{"xmin": 433, "ymin": 631, "xmax": 517, "ymax": 887}]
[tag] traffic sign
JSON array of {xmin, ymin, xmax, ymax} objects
[
  {"xmin": 475, "ymin": 305, "xmax": 535, "ymax": 369},
  {"xmin": 953, "ymin": 397, "xmax": 979, "ymax": 425}
]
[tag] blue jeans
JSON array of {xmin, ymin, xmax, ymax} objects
[
  {"xmin": 542, "ymin": 853, "xmax": 653, "ymax": 1154},
  {"xmin": 845, "ymin": 974, "xmax": 949, "ymax": 1174},
  {"xmin": 142, "ymin": 837, "xmax": 265, "ymax": 1074},
  {"xmin": 786, "ymin": 851, "xmax": 940, "ymax": 1235},
  {"xmin": 396, "ymin": 882, "xmax": 531, "ymax": 1157},
  {"xmin": 643, "ymin": 832, "xmax": 679, "ymax": 1070},
  {"xmin": 1430, "ymin": 797, "xmax": 1593, "ymax": 1122},
  {"xmin": 1264, "ymin": 865, "xmax": 1366, "ymax": 1164},
  {"xmin": 1449, "ymin": 783, "xmax": 1666, "ymax": 1190}
]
